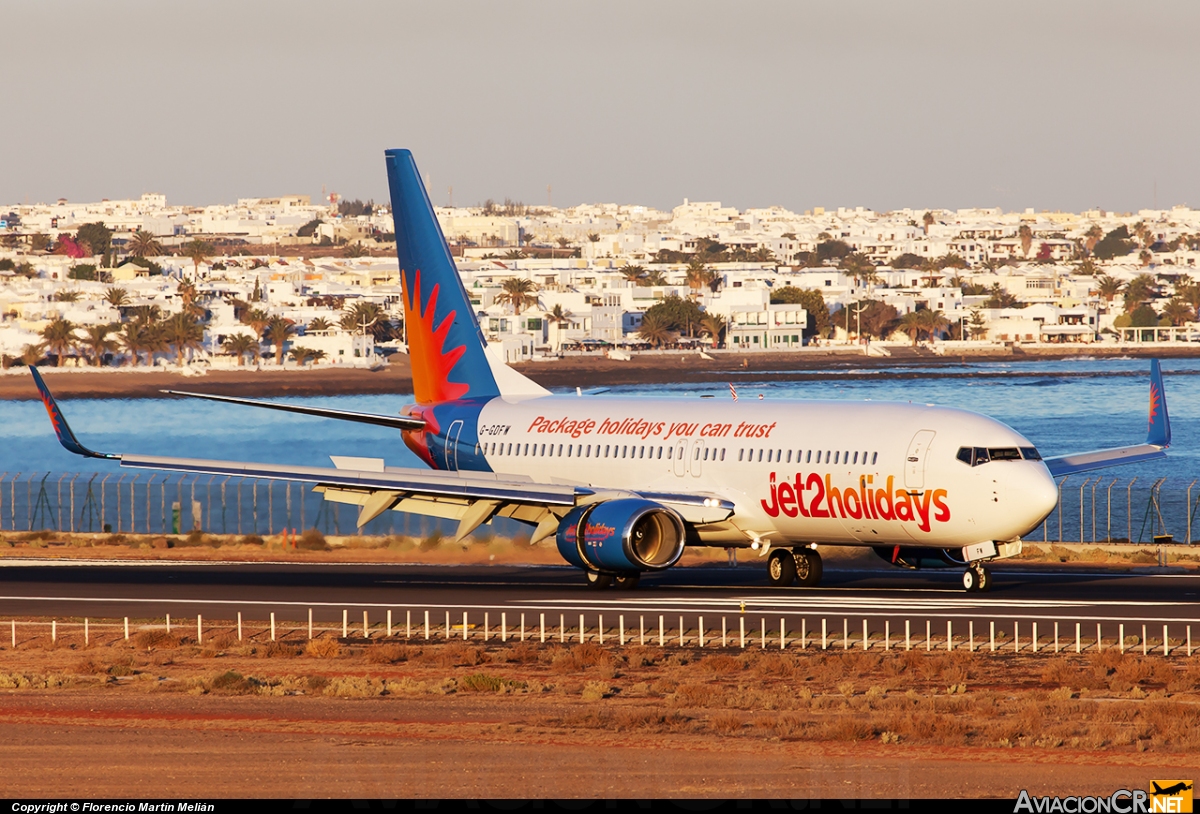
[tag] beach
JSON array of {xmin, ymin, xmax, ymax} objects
[{"xmin": 1, "ymin": 344, "xmax": 1197, "ymax": 401}]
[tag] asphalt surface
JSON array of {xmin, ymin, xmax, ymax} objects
[{"xmin": 1, "ymin": 560, "xmax": 1199, "ymax": 644}]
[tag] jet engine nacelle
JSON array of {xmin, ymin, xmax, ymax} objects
[
  {"xmin": 556, "ymin": 498, "xmax": 686, "ymax": 574},
  {"xmin": 873, "ymin": 545, "xmax": 967, "ymax": 570}
]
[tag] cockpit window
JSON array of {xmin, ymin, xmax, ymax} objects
[
  {"xmin": 988, "ymin": 448, "xmax": 1022, "ymax": 461},
  {"xmin": 957, "ymin": 446, "xmax": 1032, "ymax": 466}
]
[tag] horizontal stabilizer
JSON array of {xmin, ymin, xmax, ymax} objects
[{"xmin": 162, "ymin": 390, "xmax": 425, "ymax": 431}]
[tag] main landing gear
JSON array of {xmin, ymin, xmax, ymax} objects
[
  {"xmin": 767, "ymin": 547, "xmax": 823, "ymax": 588},
  {"xmin": 584, "ymin": 570, "xmax": 640, "ymax": 590},
  {"xmin": 962, "ymin": 564, "xmax": 991, "ymax": 593}
]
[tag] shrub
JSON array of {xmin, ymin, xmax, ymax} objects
[
  {"xmin": 581, "ymin": 680, "xmax": 612, "ymax": 701},
  {"xmin": 134, "ymin": 629, "xmax": 180, "ymax": 650},
  {"xmin": 298, "ymin": 528, "xmax": 328, "ymax": 551},
  {"xmin": 303, "ymin": 638, "xmax": 342, "ymax": 659}
]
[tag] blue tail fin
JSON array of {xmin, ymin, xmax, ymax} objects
[
  {"xmin": 1147, "ymin": 358, "xmax": 1170, "ymax": 447},
  {"xmin": 385, "ymin": 149, "xmax": 499, "ymax": 404}
]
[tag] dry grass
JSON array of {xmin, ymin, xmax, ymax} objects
[{"xmin": 6, "ymin": 624, "xmax": 1200, "ymax": 753}]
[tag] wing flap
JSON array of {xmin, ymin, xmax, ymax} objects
[{"xmin": 119, "ymin": 454, "xmax": 580, "ymax": 506}]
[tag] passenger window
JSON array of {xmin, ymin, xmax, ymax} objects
[
  {"xmin": 720, "ymin": 449, "xmax": 726, "ymax": 461},
  {"xmin": 787, "ymin": 450, "xmax": 792, "ymax": 463},
  {"xmin": 739, "ymin": 449, "xmax": 744, "ymax": 462},
  {"xmin": 694, "ymin": 446, "xmax": 701, "ymax": 460},
  {"xmin": 853, "ymin": 451, "xmax": 859, "ymax": 465},
  {"xmin": 871, "ymin": 452, "xmax": 878, "ymax": 465},
  {"xmin": 806, "ymin": 450, "xmax": 812, "ymax": 463},
  {"xmin": 834, "ymin": 451, "xmax": 840, "ymax": 465},
  {"xmin": 757, "ymin": 449, "xmax": 763, "ymax": 462}
]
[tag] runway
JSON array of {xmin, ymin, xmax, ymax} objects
[{"xmin": 1, "ymin": 560, "xmax": 1198, "ymax": 640}]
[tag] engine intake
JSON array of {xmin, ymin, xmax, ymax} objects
[{"xmin": 556, "ymin": 499, "xmax": 686, "ymax": 573}]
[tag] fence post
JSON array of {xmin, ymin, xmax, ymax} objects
[
  {"xmin": 1032, "ymin": 622, "xmax": 1037, "ymax": 653},
  {"xmin": 580, "ymin": 614, "xmax": 586, "ymax": 644},
  {"xmin": 1055, "ymin": 622, "xmax": 1059, "ymax": 653},
  {"xmin": 464, "ymin": 612, "xmax": 469, "ymax": 641},
  {"xmin": 387, "ymin": 610, "xmax": 392, "ymax": 638},
  {"xmin": 905, "ymin": 620, "xmax": 911, "ymax": 651},
  {"xmin": 502, "ymin": 612, "xmax": 507, "ymax": 642},
  {"xmin": 407, "ymin": 610, "xmax": 412, "ymax": 640},
  {"xmin": 1097, "ymin": 623, "xmax": 1103, "ymax": 652},
  {"xmin": 990, "ymin": 621, "xmax": 995, "ymax": 652},
  {"xmin": 238, "ymin": 612, "xmax": 243, "ymax": 641},
  {"xmin": 1142, "ymin": 624, "xmax": 1147, "ymax": 656},
  {"xmin": 659, "ymin": 615, "xmax": 664, "ymax": 647},
  {"xmin": 969, "ymin": 621, "xmax": 974, "ymax": 653},
  {"xmin": 946, "ymin": 620, "xmax": 952, "ymax": 652},
  {"xmin": 620, "ymin": 615, "xmax": 625, "ymax": 646},
  {"xmin": 51, "ymin": 620, "xmax": 56, "ymax": 643},
  {"xmin": 541, "ymin": 613, "xmax": 546, "ymax": 644},
  {"xmin": 1076, "ymin": 623, "xmax": 1082, "ymax": 654},
  {"xmin": 309, "ymin": 609, "xmax": 313, "ymax": 640},
  {"xmin": 124, "ymin": 618, "xmax": 128, "ymax": 641},
  {"xmin": 484, "ymin": 612, "xmax": 489, "ymax": 642},
  {"xmin": 445, "ymin": 611, "xmax": 450, "ymax": 640},
  {"xmin": 697, "ymin": 616, "xmax": 702, "ymax": 648},
  {"xmin": 271, "ymin": 612, "xmax": 276, "ymax": 642},
  {"xmin": 84, "ymin": 617, "xmax": 88, "ymax": 646},
  {"xmin": 423, "ymin": 610, "xmax": 429, "ymax": 640},
  {"xmin": 740, "ymin": 617, "xmax": 745, "ymax": 649},
  {"xmin": 843, "ymin": 618, "xmax": 849, "ymax": 651},
  {"xmin": 640, "ymin": 615, "xmax": 645, "ymax": 647},
  {"xmin": 1164, "ymin": 624, "xmax": 1169, "ymax": 657},
  {"xmin": 363, "ymin": 610, "xmax": 369, "ymax": 639},
  {"xmin": 1119, "ymin": 623, "xmax": 1124, "ymax": 653},
  {"xmin": 886, "ymin": 620, "xmax": 891, "ymax": 651},
  {"xmin": 824, "ymin": 618, "xmax": 829, "ymax": 651},
  {"xmin": 196, "ymin": 615, "xmax": 201, "ymax": 645},
  {"xmin": 1014, "ymin": 622, "xmax": 1019, "ymax": 654}
]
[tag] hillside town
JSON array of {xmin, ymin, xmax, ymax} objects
[{"xmin": 2, "ymin": 190, "xmax": 1200, "ymax": 372}]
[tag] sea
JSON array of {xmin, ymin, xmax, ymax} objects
[{"xmin": 1, "ymin": 357, "xmax": 1197, "ymax": 542}]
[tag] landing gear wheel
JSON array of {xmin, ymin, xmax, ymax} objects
[
  {"xmin": 962, "ymin": 568, "xmax": 978, "ymax": 592},
  {"xmin": 975, "ymin": 565, "xmax": 991, "ymax": 593},
  {"xmin": 614, "ymin": 573, "xmax": 641, "ymax": 590},
  {"xmin": 793, "ymin": 548, "xmax": 824, "ymax": 587},
  {"xmin": 767, "ymin": 549, "xmax": 796, "ymax": 586},
  {"xmin": 962, "ymin": 565, "xmax": 991, "ymax": 593},
  {"xmin": 585, "ymin": 570, "xmax": 613, "ymax": 590}
]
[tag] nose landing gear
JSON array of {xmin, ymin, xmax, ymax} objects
[{"xmin": 962, "ymin": 564, "xmax": 991, "ymax": 593}]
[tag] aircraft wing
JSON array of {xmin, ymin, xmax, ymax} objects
[
  {"xmin": 1042, "ymin": 359, "xmax": 1170, "ymax": 478},
  {"xmin": 161, "ymin": 389, "xmax": 426, "ymax": 431},
  {"xmin": 29, "ymin": 367, "xmax": 734, "ymax": 540}
]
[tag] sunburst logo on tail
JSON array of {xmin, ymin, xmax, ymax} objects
[
  {"xmin": 1150, "ymin": 381, "xmax": 1161, "ymax": 428},
  {"xmin": 403, "ymin": 269, "xmax": 470, "ymax": 405}
]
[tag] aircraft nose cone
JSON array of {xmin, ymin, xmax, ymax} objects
[{"xmin": 1018, "ymin": 466, "xmax": 1059, "ymax": 525}]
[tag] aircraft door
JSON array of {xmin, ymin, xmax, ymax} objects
[
  {"xmin": 691, "ymin": 439, "xmax": 705, "ymax": 478},
  {"xmin": 904, "ymin": 429, "xmax": 936, "ymax": 490},
  {"xmin": 673, "ymin": 440, "xmax": 688, "ymax": 477},
  {"xmin": 446, "ymin": 420, "xmax": 464, "ymax": 471}
]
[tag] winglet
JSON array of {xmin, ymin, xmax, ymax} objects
[
  {"xmin": 1147, "ymin": 358, "xmax": 1170, "ymax": 448},
  {"xmin": 28, "ymin": 367, "xmax": 117, "ymax": 459}
]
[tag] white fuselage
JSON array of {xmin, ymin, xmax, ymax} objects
[{"xmin": 469, "ymin": 395, "xmax": 1060, "ymax": 549}]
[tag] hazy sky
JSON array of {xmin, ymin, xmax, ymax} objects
[{"xmin": 5, "ymin": 1, "xmax": 1199, "ymax": 214}]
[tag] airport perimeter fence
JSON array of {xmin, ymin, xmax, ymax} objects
[
  {"xmin": 0, "ymin": 470, "xmax": 1196, "ymax": 547},
  {"xmin": 1038, "ymin": 475, "xmax": 1200, "ymax": 546},
  {"xmin": 7, "ymin": 609, "xmax": 1200, "ymax": 660},
  {"xmin": 0, "ymin": 470, "xmax": 514, "ymax": 540}
]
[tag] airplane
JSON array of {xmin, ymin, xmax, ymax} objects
[
  {"xmin": 1152, "ymin": 782, "xmax": 1193, "ymax": 797},
  {"xmin": 30, "ymin": 148, "xmax": 1173, "ymax": 593}
]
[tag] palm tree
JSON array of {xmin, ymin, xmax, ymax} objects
[
  {"xmin": 643, "ymin": 268, "xmax": 668, "ymax": 287},
  {"xmin": 161, "ymin": 312, "xmax": 205, "ymax": 366},
  {"xmin": 637, "ymin": 311, "xmax": 675, "ymax": 348},
  {"xmin": 1162, "ymin": 298, "xmax": 1195, "ymax": 326},
  {"xmin": 340, "ymin": 301, "xmax": 386, "ymax": 335},
  {"xmin": 619, "ymin": 264, "xmax": 646, "ymax": 284},
  {"xmin": 700, "ymin": 314, "xmax": 726, "ymax": 348},
  {"xmin": 1095, "ymin": 274, "xmax": 1124, "ymax": 306},
  {"xmin": 684, "ymin": 257, "xmax": 718, "ymax": 298},
  {"xmin": 103, "ymin": 287, "xmax": 130, "ymax": 308},
  {"xmin": 897, "ymin": 311, "xmax": 923, "ymax": 346},
  {"xmin": 495, "ymin": 278, "xmax": 539, "ymax": 315},
  {"xmin": 1083, "ymin": 224, "xmax": 1104, "ymax": 256},
  {"xmin": 265, "ymin": 316, "xmax": 296, "ymax": 365},
  {"xmin": 52, "ymin": 290, "xmax": 81, "ymax": 302},
  {"xmin": 307, "ymin": 316, "xmax": 333, "ymax": 333},
  {"xmin": 223, "ymin": 333, "xmax": 260, "ymax": 367},
  {"xmin": 243, "ymin": 308, "xmax": 270, "ymax": 342},
  {"xmin": 118, "ymin": 320, "xmax": 157, "ymax": 367},
  {"xmin": 1018, "ymin": 224, "xmax": 1033, "ymax": 257},
  {"xmin": 80, "ymin": 323, "xmax": 117, "ymax": 367},
  {"xmin": 922, "ymin": 212, "xmax": 935, "ymax": 235},
  {"xmin": 502, "ymin": 249, "xmax": 526, "ymax": 260},
  {"xmin": 127, "ymin": 229, "xmax": 162, "ymax": 258},
  {"xmin": 21, "ymin": 344, "xmax": 44, "ymax": 367},
  {"xmin": 289, "ymin": 346, "xmax": 317, "ymax": 367},
  {"xmin": 917, "ymin": 309, "xmax": 950, "ymax": 341},
  {"xmin": 40, "ymin": 318, "xmax": 77, "ymax": 366},
  {"xmin": 1123, "ymin": 273, "xmax": 1158, "ymax": 313},
  {"xmin": 182, "ymin": 238, "xmax": 211, "ymax": 280},
  {"xmin": 342, "ymin": 242, "xmax": 368, "ymax": 259}
]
